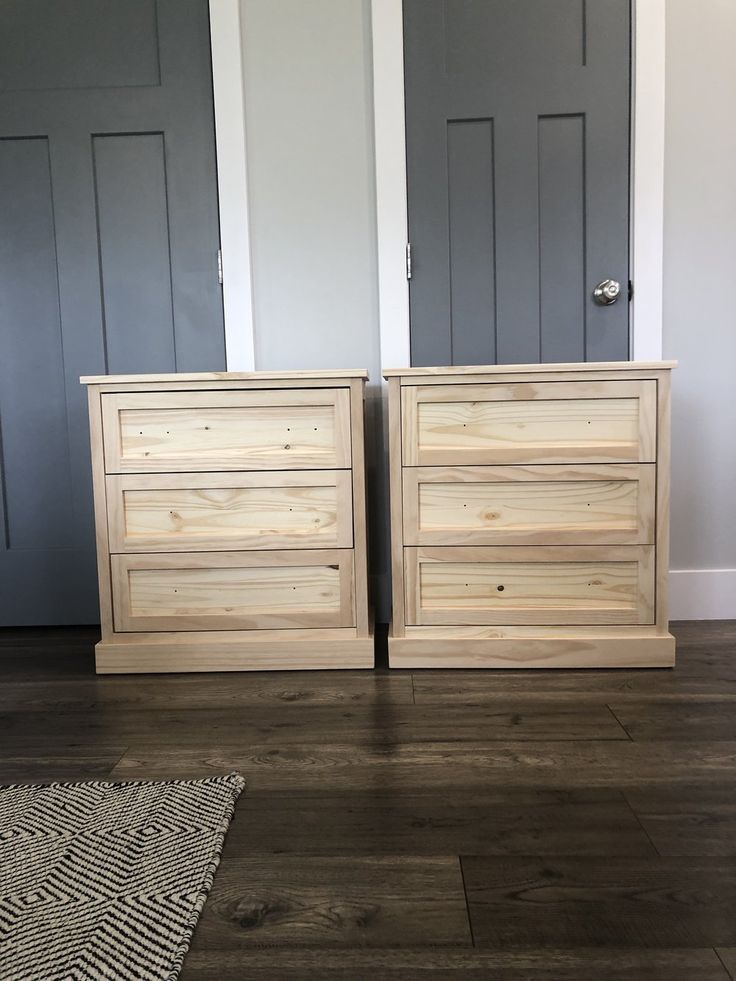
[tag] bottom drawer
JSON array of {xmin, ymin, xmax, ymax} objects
[
  {"xmin": 111, "ymin": 550, "xmax": 355, "ymax": 632},
  {"xmin": 405, "ymin": 545, "xmax": 654, "ymax": 626}
]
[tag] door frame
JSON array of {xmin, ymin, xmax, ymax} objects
[
  {"xmin": 209, "ymin": 0, "xmax": 665, "ymax": 371},
  {"xmin": 372, "ymin": 0, "xmax": 665, "ymax": 369},
  {"xmin": 209, "ymin": 0, "xmax": 256, "ymax": 370}
]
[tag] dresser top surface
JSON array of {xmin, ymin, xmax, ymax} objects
[
  {"xmin": 81, "ymin": 368, "xmax": 369, "ymax": 385},
  {"xmin": 383, "ymin": 360, "xmax": 676, "ymax": 379}
]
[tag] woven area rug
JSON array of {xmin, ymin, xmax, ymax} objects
[{"xmin": 0, "ymin": 773, "xmax": 244, "ymax": 981}]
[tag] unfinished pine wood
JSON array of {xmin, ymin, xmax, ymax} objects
[
  {"xmin": 383, "ymin": 361, "xmax": 677, "ymax": 377},
  {"xmin": 385, "ymin": 362, "xmax": 675, "ymax": 668},
  {"xmin": 111, "ymin": 549, "xmax": 355, "ymax": 632},
  {"xmin": 82, "ymin": 372, "xmax": 371, "ymax": 671},
  {"xmin": 405, "ymin": 545, "xmax": 654, "ymax": 627},
  {"xmin": 388, "ymin": 377, "xmax": 407, "ymax": 638},
  {"xmin": 403, "ymin": 464, "xmax": 655, "ymax": 546},
  {"xmin": 106, "ymin": 471, "xmax": 353, "ymax": 552},
  {"xmin": 402, "ymin": 380, "xmax": 656, "ymax": 466},
  {"xmin": 101, "ymin": 388, "xmax": 351, "ymax": 472},
  {"xmin": 349, "ymin": 379, "xmax": 370, "ymax": 637}
]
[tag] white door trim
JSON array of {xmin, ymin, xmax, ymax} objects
[
  {"xmin": 209, "ymin": 0, "xmax": 256, "ymax": 370},
  {"xmin": 371, "ymin": 0, "xmax": 666, "ymax": 370}
]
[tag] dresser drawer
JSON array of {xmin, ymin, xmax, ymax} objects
[
  {"xmin": 405, "ymin": 545, "xmax": 654, "ymax": 626},
  {"xmin": 111, "ymin": 550, "xmax": 355, "ymax": 632},
  {"xmin": 403, "ymin": 464, "xmax": 655, "ymax": 546},
  {"xmin": 401, "ymin": 380, "xmax": 656, "ymax": 466},
  {"xmin": 101, "ymin": 389, "xmax": 351, "ymax": 472},
  {"xmin": 106, "ymin": 471, "xmax": 353, "ymax": 552}
]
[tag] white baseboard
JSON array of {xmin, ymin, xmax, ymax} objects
[{"xmin": 669, "ymin": 568, "xmax": 736, "ymax": 620}]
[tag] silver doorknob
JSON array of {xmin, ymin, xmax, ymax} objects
[{"xmin": 593, "ymin": 279, "xmax": 621, "ymax": 305}]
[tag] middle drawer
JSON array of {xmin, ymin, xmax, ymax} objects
[
  {"xmin": 106, "ymin": 471, "xmax": 354, "ymax": 552},
  {"xmin": 403, "ymin": 464, "xmax": 655, "ymax": 546}
]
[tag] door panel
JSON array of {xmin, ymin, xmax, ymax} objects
[
  {"xmin": 0, "ymin": 0, "xmax": 225, "ymax": 623},
  {"xmin": 404, "ymin": 0, "xmax": 631, "ymax": 366},
  {"xmin": 405, "ymin": 545, "xmax": 655, "ymax": 626}
]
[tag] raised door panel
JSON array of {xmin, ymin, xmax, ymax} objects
[
  {"xmin": 402, "ymin": 380, "xmax": 656, "ymax": 465},
  {"xmin": 405, "ymin": 545, "xmax": 654, "ymax": 626},
  {"xmin": 111, "ymin": 550, "xmax": 355, "ymax": 632},
  {"xmin": 101, "ymin": 389, "xmax": 352, "ymax": 472},
  {"xmin": 403, "ymin": 464, "xmax": 655, "ymax": 546},
  {"xmin": 106, "ymin": 471, "xmax": 353, "ymax": 552}
]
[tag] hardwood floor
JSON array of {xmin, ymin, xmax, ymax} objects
[{"xmin": 2, "ymin": 621, "xmax": 736, "ymax": 979}]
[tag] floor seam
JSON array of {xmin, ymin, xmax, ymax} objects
[
  {"xmin": 714, "ymin": 947, "xmax": 734, "ymax": 979},
  {"xmin": 605, "ymin": 702, "xmax": 634, "ymax": 741},
  {"xmin": 458, "ymin": 856, "xmax": 476, "ymax": 947},
  {"xmin": 620, "ymin": 787, "xmax": 662, "ymax": 857}
]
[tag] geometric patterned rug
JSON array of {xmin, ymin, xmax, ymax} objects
[{"xmin": 0, "ymin": 774, "xmax": 245, "ymax": 981}]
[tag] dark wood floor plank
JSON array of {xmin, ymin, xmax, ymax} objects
[
  {"xmin": 180, "ymin": 947, "xmax": 730, "ymax": 980},
  {"xmin": 624, "ymin": 787, "xmax": 736, "ymax": 856},
  {"xmin": 108, "ymin": 740, "xmax": 736, "ymax": 793},
  {"xmin": 0, "ymin": 671, "xmax": 415, "ymax": 711},
  {"xmin": 228, "ymin": 788, "xmax": 654, "ymax": 856},
  {"xmin": 0, "ymin": 749, "xmax": 126, "ymax": 784},
  {"xmin": 190, "ymin": 854, "xmax": 471, "ymax": 949},
  {"xmin": 0, "ymin": 701, "xmax": 628, "ymax": 748},
  {"xmin": 462, "ymin": 856, "xmax": 736, "ymax": 948},
  {"xmin": 609, "ymin": 701, "xmax": 736, "ymax": 741}
]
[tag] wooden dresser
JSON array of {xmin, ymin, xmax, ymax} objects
[
  {"xmin": 384, "ymin": 361, "xmax": 676, "ymax": 669},
  {"xmin": 81, "ymin": 370, "xmax": 372, "ymax": 673}
]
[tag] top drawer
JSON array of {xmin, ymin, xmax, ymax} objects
[
  {"xmin": 101, "ymin": 389, "xmax": 352, "ymax": 473},
  {"xmin": 401, "ymin": 380, "xmax": 657, "ymax": 466}
]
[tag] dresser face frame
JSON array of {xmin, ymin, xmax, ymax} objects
[
  {"xmin": 82, "ymin": 371, "xmax": 372, "ymax": 673},
  {"xmin": 384, "ymin": 361, "xmax": 675, "ymax": 669}
]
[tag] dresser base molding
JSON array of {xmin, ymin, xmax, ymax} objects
[
  {"xmin": 388, "ymin": 630, "xmax": 675, "ymax": 669},
  {"xmin": 95, "ymin": 626, "xmax": 375, "ymax": 674}
]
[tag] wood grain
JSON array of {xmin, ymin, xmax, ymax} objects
[
  {"xmin": 101, "ymin": 388, "xmax": 352, "ymax": 473},
  {"xmin": 111, "ymin": 549, "xmax": 355, "ymax": 632},
  {"xmin": 403, "ymin": 464, "xmax": 655, "ymax": 546},
  {"xmin": 382, "ymin": 360, "xmax": 677, "ymax": 377},
  {"xmin": 405, "ymin": 545, "xmax": 654, "ymax": 627},
  {"xmin": 106, "ymin": 471, "xmax": 353, "ymax": 552},
  {"xmin": 192, "ymin": 855, "xmax": 471, "ymax": 948},
  {"xmin": 402, "ymin": 380, "xmax": 656, "ymax": 466},
  {"xmin": 180, "ymin": 948, "xmax": 727, "ymax": 981},
  {"xmin": 462, "ymin": 856, "xmax": 736, "ymax": 948}
]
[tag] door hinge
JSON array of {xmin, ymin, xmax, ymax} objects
[
  {"xmin": 406, "ymin": 242, "xmax": 412, "ymax": 280},
  {"xmin": 628, "ymin": 280, "xmax": 633, "ymax": 301},
  {"xmin": 217, "ymin": 248, "xmax": 223, "ymax": 286}
]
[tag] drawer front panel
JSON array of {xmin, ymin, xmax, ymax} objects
[
  {"xmin": 112, "ymin": 550, "xmax": 355, "ymax": 632},
  {"xmin": 405, "ymin": 545, "xmax": 654, "ymax": 626},
  {"xmin": 402, "ymin": 380, "xmax": 656, "ymax": 466},
  {"xmin": 403, "ymin": 465, "xmax": 655, "ymax": 546},
  {"xmin": 102, "ymin": 389, "xmax": 351, "ymax": 472},
  {"xmin": 107, "ymin": 471, "xmax": 353, "ymax": 552}
]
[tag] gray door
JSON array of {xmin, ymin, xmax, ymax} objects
[
  {"xmin": 0, "ymin": 0, "xmax": 225, "ymax": 625},
  {"xmin": 404, "ymin": 0, "xmax": 631, "ymax": 366}
]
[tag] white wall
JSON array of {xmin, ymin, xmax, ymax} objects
[
  {"xmin": 664, "ymin": 0, "xmax": 736, "ymax": 618},
  {"xmin": 240, "ymin": 0, "xmax": 380, "ymax": 381},
  {"xmin": 226, "ymin": 0, "xmax": 736, "ymax": 620}
]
